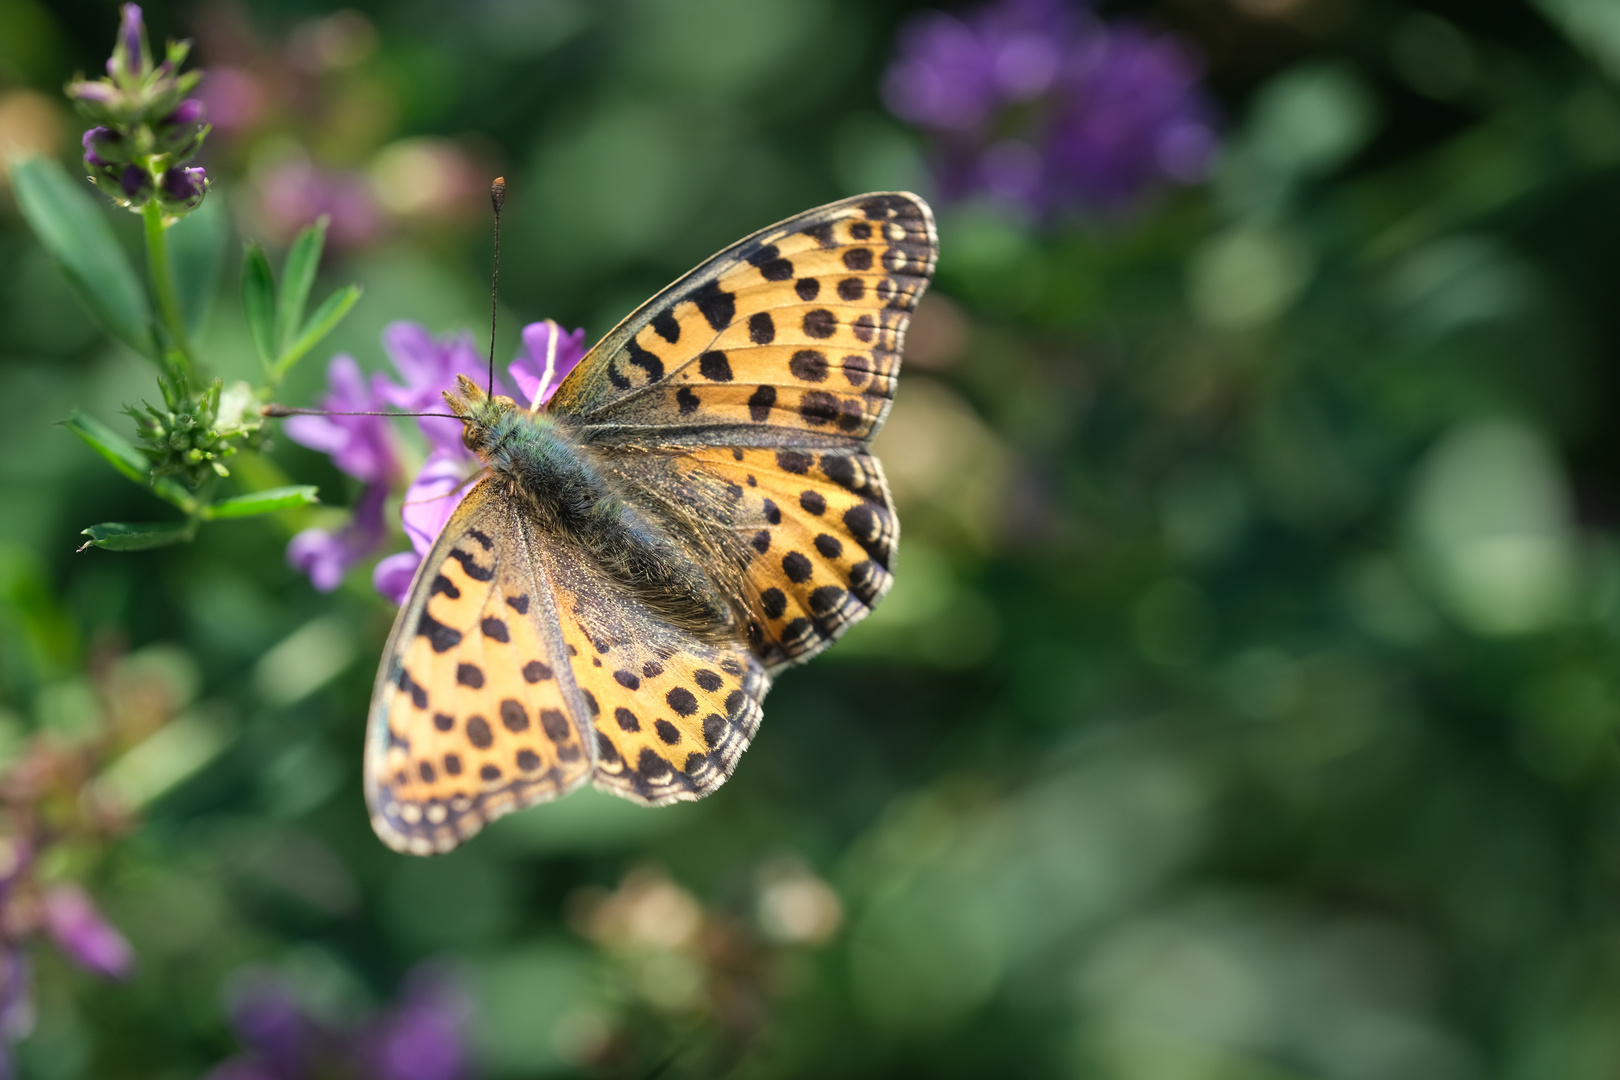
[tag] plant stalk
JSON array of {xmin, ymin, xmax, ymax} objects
[{"xmin": 142, "ymin": 199, "xmax": 197, "ymax": 376}]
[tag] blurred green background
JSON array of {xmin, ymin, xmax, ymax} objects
[{"xmin": 6, "ymin": 0, "xmax": 1620, "ymax": 1076}]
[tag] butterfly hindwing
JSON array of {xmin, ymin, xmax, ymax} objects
[
  {"xmin": 594, "ymin": 444, "xmax": 897, "ymax": 672},
  {"xmin": 534, "ymin": 541, "xmax": 770, "ymax": 805},
  {"xmin": 366, "ymin": 478, "xmax": 595, "ymax": 854},
  {"xmin": 548, "ymin": 192, "xmax": 936, "ymax": 447}
]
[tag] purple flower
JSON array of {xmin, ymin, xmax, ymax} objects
[
  {"xmin": 377, "ymin": 323, "xmax": 507, "ymax": 461},
  {"xmin": 510, "ymin": 320, "xmax": 588, "ymax": 409},
  {"xmin": 285, "ymin": 355, "xmax": 399, "ymax": 485},
  {"xmin": 292, "ymin": 319, "xmax": 586, "ymax": 602},
  {"xmin": 40, "ymin": 885, "xmax": 134, "ymax": 980},
  {"xmin": 371, "ymin": 450, "xmax": 473, "ymax": 605},
  {"xmin": 288, "ymin": 483, "xmax": 390, "ymax": 593},
  {"xmin": 884, "ymin": 0, "xmax": 1217, "ymax": 213}
]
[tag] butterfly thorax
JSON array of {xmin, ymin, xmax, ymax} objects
[{"xmin": 444, "ymin": 375, "xmax": 735, "ymax": 636}]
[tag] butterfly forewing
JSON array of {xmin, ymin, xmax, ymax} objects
[
  {"xmin": 367, "ymin": 479, "xmax": 594, "ymax": 854},
  {"xmin": 549, "ymin": 192, "xmax": 935, "ymax": 447}
]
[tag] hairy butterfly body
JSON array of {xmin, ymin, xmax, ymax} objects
[{"xmin": 366, "ymin": 192, "xmax": 937, "ymax": 854}]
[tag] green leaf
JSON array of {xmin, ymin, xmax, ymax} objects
[
  {"xmin": 78, "ymin": 521, "xmax": 193, "ymax": 552},
  {"xmin": 167, "ymin": 195, "xmax": 229, "ymax": 341},
  {"xmin": 272, "ymin": 284, "xmax": 362, "ymax": 380},
  {"xmin": 11, "ymin": 156, "xmax": 153, "ymax": 357},
  {"xmin": 204, "ymin": 485, "xmax": 319, "ymax": 520},
  {"xmin": 60, "ymin": 411, "xmax": 197, "ymax": 513},
  {"xmin": 242, "ymin": 242, "xmax": 276, "ymax": 369},
  {"xmin": 276, "ymin": 217, "xmax": 328, "ymax": 356}
]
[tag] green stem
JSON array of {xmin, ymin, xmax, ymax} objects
[{"xmin": 142, "ymin": 200, "xmax": 197, "ymax": 376}]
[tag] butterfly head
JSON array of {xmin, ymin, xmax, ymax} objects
[{"xmin": 444, "ymin": 373, "xmax": 521, "ymax": 455}]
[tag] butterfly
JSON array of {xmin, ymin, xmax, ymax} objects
[{"xmin": 365, "ymin": 192, "xmax": 937, "ymax": 854}]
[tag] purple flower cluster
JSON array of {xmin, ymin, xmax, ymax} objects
[
  {"xmin": 883, "ymin": 0, "xmax": 1217, "ymax": 213},
  {"xmin": 286, "ymin": 320, "xmax": 587, "ymax": 602},
  {"xmin": 205, "ymin": 965, "xmax": 471, "ymax": 1080},
  {"xmin": 68, "ymin": 5, "xmax": 211, "ymax": 214}
]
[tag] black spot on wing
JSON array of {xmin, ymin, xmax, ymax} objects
[
  {"xmin": 651, "ymin": 308, "xmax": 680, "ymax": 344},
  {"xmin": 803, "ymin": 309, "xmax": 837, "ymax": 339},
  {"xmin": 746, "ymin": 243, "xmax": 793, "ymax": 281},
  {"xmin": 447, "ymin": 548, "xmax": 493, "ymax": 583},
  {"xmin": 748, "ymin": 385, "xmax": 776, "ymax": 422},
  {"xmin": 749, "ymin": 312, "xmax": 775, "ymax": 345},
  {"xmin": 790, "ymin": 350, "xmax": 828, "ymax": 383},
  {"xmin": 625, "ymin": 337, "xmax": 665, "ymax": 382},
  {"xmin": 676, "ymin": 386, "xmax": 700, "ymax": 415},
  {"xmin": 418, "ymin": 611, "xmax": 462, "ymax": 652},
  {"xmin": 699, "ymin": 351, "xmax": 732, "ymax": 381},
  {"xmin": 803, "ymin": 222, "xmax": 835, "ymax": 247},
  {"xmin": 690, "ymin": 280, "xmax": 735, "ymax": 331}
]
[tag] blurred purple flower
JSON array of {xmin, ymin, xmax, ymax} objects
[
  {"xmin": 884, "ymin": 0, "xmax": 1217, "ymax": 213},
  {"xmin": 198, "ymin": 67, "xmax": 268, "ymax": 133},
  {"xmin": 357, "ymin": 967, "xmax": 471, "ymax": 1080},
  {"xmin": 255, "ymin": 160, "xmax": 383, "ymax": 249},
  {"xmin": 288, "ymin": 483, "xmax": 390, "ymax": 593},
  {"xmin": 0, "ymin": 947, "xmax": 31, "ymax": 1042},
  {"xmin": 206, "ymin": 966, "xmax": 471, "ymax": 1080},
  {"xmin": 40, "ymin": 885, "xmax": 134, "ymax": 980}
]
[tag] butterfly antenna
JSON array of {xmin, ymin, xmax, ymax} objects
[
  {"xmin": 261, "ymin": 405, "xmax": 464, "ymax": 420},
  {"xmin": 488, "ymin": 176, "xmax": 506, "ymax": 398}
]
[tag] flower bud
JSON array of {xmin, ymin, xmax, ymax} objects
[
  {"xmin": 119, "ymin": 163, "xmax": 152, "ymax": 200},
  {"xmin": 81, "ymin": 126, "xmax": 125, "ymax": 168},
  {"xmin": 154, "ymin": 98, "xmax": 206, "ymax": 158},
  {"xmin": 110, "ymin": 4, "xmax": 150, "ymax": 83},
  {"xmin": 159, "ymin": 164, "xmax": 208, "ymax": 211}
]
